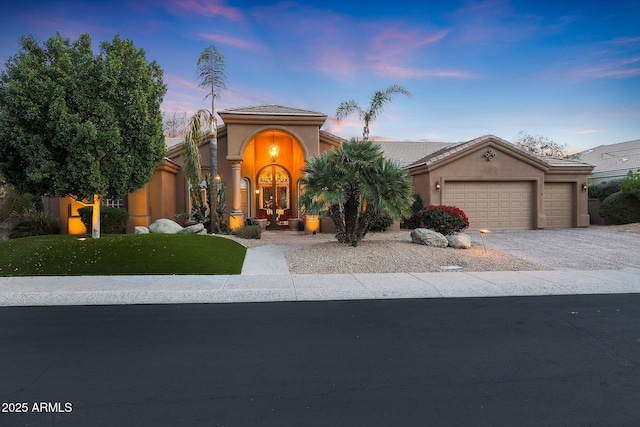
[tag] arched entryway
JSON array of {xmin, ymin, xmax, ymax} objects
[{"xmin": 257, "ymin": 164, "xmax": 291, "ymax": 228}]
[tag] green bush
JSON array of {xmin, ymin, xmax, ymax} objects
[
  {"xmin": 78, "ymin": 206, "xmax": 129, "ymax": 234},
  {"xmin": 593, "ymin": 179, "xmax": 623, "ymax": 201},
  {"xmin": 233, "ymin": 225, "xmax": 262, "ymax": 239},
  {"xmin": 402, "ymin": 193, "xmax": 424, "ymax": 229},
  {"xmin": 9, "ymin": 211, "xmax": 60, "ymax": 239},
  {"xmin": 598, "ymin": 191, "xmax": 640, "ymax": 224},
  {"xmin": 368, "ymin": 212, "xmax": 394, "ymax": 232},
  {"xmin": 621, "ymin": 169, "xmax": 640, "ymax": 200},
  {"xmin": 0, "ymin": 189, "xmax": 35, "ymax": 223},
  {"xmin": 417, "ymin": 205, "xmax": 470, "ymax": 235}
]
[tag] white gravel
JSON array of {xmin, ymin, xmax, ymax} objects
[{"xmin": 221, "ymin": 230, "xmax": 546, "ymax": 274}]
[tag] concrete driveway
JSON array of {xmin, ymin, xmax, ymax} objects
[{"xmin": 472, "ymin": 228, "xmax": 639, "ymax": 270}]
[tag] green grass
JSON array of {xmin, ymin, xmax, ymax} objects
[{"xmin": 0, "ymin": 234, "xmax": 246, "ymax": 276}]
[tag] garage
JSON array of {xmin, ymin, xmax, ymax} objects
[
  {"xmin": 544, "ymin": 182, "xmax": 573, "ymax": 228},
  {"xmin": 443, "ymin": 181, "xmax": 533, "ymax": 230}
]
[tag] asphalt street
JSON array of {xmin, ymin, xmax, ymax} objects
[{"xmin": 1, "ymin": 294, "xmax": 640, "ymax": 426}]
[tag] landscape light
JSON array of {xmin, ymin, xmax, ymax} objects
[{"xmin": 479, "ymin": 229, "xmax": 490, "ymax": 252}]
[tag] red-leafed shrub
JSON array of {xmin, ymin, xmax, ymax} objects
[{"xmin": 417, "ymin": 205, "xmax": 469, "ymax": 235}]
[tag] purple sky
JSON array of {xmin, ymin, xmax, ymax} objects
[{"xmin": 1, "ymin": 0, "xmax": 639, "ymax": 152}]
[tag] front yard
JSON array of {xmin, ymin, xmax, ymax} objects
[{"xmin": 0, "ymin": 234, "xmax": 246, "ymax": 276}]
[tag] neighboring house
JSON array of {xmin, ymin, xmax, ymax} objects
[
  {"xmin": 47, "ymin": 104, "xmax": 594, "ymax": 233},
  {"xmin": 578, "ymin": 138, "xmax": 640, "ymax": 185}
]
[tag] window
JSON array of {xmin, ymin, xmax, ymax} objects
[
  {"xmin": 103, "ymin": 198, "xmax": 124, "ymax": 209},
  {"xmin": 241, "ymin": 178, "xmax": 250, "ymax": 217}
]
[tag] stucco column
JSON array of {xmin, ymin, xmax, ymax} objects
[
  {"xmin": 229, "ymin": 161, "xmax": 245, "ymax": 230},
  {"xmin": 127, "ymin": 185, "xmax": 151, "ymax": 233}
]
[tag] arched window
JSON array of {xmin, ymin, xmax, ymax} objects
[{"xmin": 240, "ymin": 178, "xmax": 250, "ymax": 217}]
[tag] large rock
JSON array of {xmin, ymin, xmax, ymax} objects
[
  {"xmin": 177, "ymin": 223, "xmax": 205, "ymax": 235},
  {"xmin": 149, "ymin": 218, "xmax": 183, "ymax": 234},
  {"xmin": 134, "ymin": 226, "xmax": 150, "ymax": 234},
  {"xmin": 411, "ymin": 228, "xmax": 448, "ymax": 247},
  {"xmin": 446, "ymin": 232, "xmax": 471, "ymax": 249}
]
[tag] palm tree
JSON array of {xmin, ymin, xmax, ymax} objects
[
  {"xmin": 299, "ymin": 139, "xmax": 413, "ymax": 244},
  {"xmin": 192, "ymin": 45, "xmax": 227, "ymax": 232},
  {"xmin": 335, "ymin": 84, "xmax": 411, "ymax": 141}
]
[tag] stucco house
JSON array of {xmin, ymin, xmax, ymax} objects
[
  {"xmin": 578, "ymin": 138, "xmax": 640, "ymax": 185},
  {"xmin": 48, "ymin": 104, "xmax": 594, "ymax": 233}
]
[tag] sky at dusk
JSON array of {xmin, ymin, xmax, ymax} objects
[{"xmin": 1, "ymin": 0, "xmax": 639, "ymax": 152}]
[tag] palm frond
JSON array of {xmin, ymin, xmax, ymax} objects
[{"xmin": 197, "ymin": 45, "xmax": 227, "ymax": 105}]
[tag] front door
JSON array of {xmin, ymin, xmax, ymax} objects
[{"xmin": 257, "ymin": 165, "xmax": 290, "ymax": 228}]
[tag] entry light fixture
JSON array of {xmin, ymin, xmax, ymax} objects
[
  {"xmin": 435, "ymin": 181, "xmax": 441, "ymax": 191},
  {"xmin": 582, "ymin": 182, "xmax": 588, "ymax": 192},
  {"xmin": 269, "ymin": 131, "xmax": 280, "ymax": 162}
]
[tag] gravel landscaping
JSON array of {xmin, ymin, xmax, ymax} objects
[{"xmin": 222, "ymin": 230, "xmax": 546, "ymax": 274}]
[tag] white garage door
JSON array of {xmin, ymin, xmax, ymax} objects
[
  {"xmin": 444, "ymin": 181, "xmax": 533, "ymax": 230},
  {"xmin": 544, "ymin": 183, "xmax": 573, "ymax": 228}
]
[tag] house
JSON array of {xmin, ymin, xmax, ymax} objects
[
  {"xmin": 48, "ymin": 104, "xmax": 594, "ymax": 233},
  {"xmin": 577, "ymin": 138, "xmax": 640, "ymax": 185}
]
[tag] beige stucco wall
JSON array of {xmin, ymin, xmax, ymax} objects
[{"xmin": 409, "ymin": 139, "xmax": 592, "ymax": 229}]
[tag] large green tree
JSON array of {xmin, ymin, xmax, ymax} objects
[
  {"xmin": 336, "ymin": 84, "xmax": 411, "ymax": 140},
  {"xmin": 0, "ymin": 33, "xmax": 166, "ymax": 238},
  {"xmin": 186, "ymin": 44, "xmax": 227, "ymax": 233},
  {"xmin": 299, "ymin": 139, "xmax": 413, "ymax": 244}
]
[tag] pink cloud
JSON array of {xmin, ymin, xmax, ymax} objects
[
  {"xmin": 373, "ymin": 63, "xmax": 476, "ymax": 79},
  {"xmin": 170, "ymin": 0, "xmax": 243, "ymax": 21},
  {"xmin": 249, "ymin": 3, "xmax": 462, "ymax": 80},
  {"xmin": 570, "ymin": 55, "xmax": 640, "ymax": 80},
  {"xmin": 370, "ymin": 29, "xmax": 449, "ymax": 59},
  {"xmin": 198, "ymin": 33, "xmax": 263, "ymax": 52}
]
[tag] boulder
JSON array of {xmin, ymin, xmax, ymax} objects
[
  {"xmin": 446, "ymin": 233, "xmax": 471, "ymax": 249},
  {"xmin": 149, "ymin": 218, "xmax": 183, "ymax": 234},
  {"xmin": 134, "ymin": 226, "xmax": 150, "ymax": 234},
  {"xmin": 411, "ymin": 228, "xmax": 448, "ymax": 247},
  {"xmin": 177, "ymin": 223, "xmax": 206, "ymax": 235}
]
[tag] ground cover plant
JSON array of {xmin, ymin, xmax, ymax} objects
[{"xmin": 0, "ymin": 234, "xmax": 245, "ymax": 276}]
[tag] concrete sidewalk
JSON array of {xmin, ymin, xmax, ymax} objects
[{"xmin": 1, "ymin": 268, "xmax": 639, "ymax": 306}]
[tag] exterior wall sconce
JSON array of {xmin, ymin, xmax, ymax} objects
[
  {"xmin": 268, "ymin": 131, "xmax": 279, "ymax": 162},
  {"xmin": 581, "ymin": 182, "xmax": 588, "ymax": 192},
  {"xmin": 435, "ymin": 181, "xmax": 441, "ymax": 191}
]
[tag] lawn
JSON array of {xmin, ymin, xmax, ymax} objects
[{"xmin": 0, "ymin": 234, "xmax": 246, "ymax": 276}]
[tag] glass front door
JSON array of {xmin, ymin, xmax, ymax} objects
[{"xmin": 257, "ymin": 165, "xmax": 290, "ymax": 228}]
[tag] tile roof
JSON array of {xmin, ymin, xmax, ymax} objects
[
  {"xmin": 406, "ymin": 134, "xmax": 594, "ymax": 169},
  {"xmin": 373, "ymin": 140, "xmax": 454, "ymax": 167},
  {"xmin": 578, "ymin": 138, "xmax": 640, "ymax": 175},
  {"xmin": 220, "ymin": 104, "xmax": 326, "ymax": 117}
]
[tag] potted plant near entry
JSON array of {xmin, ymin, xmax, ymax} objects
[
  {"xmin": 288, "ymin": 215, "xmax": 299, "ymax": 231},
  {"xmin": 254, "ymin": 213, "xmax": 268, "ymax": 230}
]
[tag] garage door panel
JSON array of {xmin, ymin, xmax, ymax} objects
[
  {"xmin": 446, "ymin": 181, "xmax": 533, "ymax": 230},
  {"xmin": 544, "ymin": 183, "xmax": 572, "ymax": 228}
]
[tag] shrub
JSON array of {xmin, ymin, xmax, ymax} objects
[
  {"xmin": 621, "ymin": 169, "xmax": 640, "ymax": 200},
  {"xmin": 0, "ymin": 189, "xmax": 35, "ymax": 223},
  {"xmin": 598, "ymin": 191, "xmax": 640, "ymax": 224},
  {"xmin": 593, "ymin": 179, "xmax": 623, "ymax": 202},
  {"xmin": 233, "ymin": 225, "xmax": 262, "ymax": 239},
  {"xmin": 417, "ymin": 205, "xmax": 469, "ymax": 235},
  {"xmin": 78, "ymin": 206, "xmax": 129, "ymax": 234},
  {"xmin": 402, "ymin": 193, "xmax": 424, "ymax": 229},
  {"xmin": 9, "ymin": 210, "xmax": 60, "ymax": 239},
  {"xmin": 368, "ymin": 212, "xmax": 394, "ymax": 232}
]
